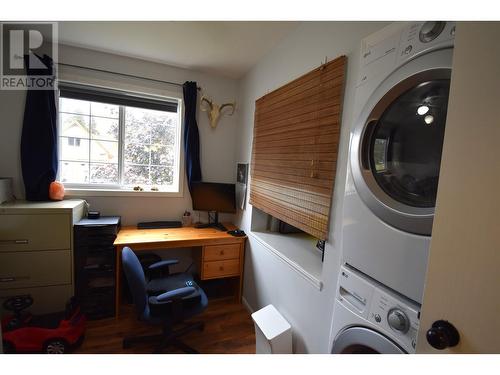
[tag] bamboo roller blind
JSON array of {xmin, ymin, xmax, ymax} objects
[{"xmin": 249, "ymin": 55, "xmax": 347, "ymax": 240}]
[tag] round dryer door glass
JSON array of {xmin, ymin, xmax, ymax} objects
[{"xmin": 369, "ymin": 79, "xmax": 450, "ymax": 208}]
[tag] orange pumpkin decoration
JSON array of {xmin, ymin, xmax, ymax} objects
[{"xmin": 49, "ymin": 181, "xmax": 65, "ymax": 201}]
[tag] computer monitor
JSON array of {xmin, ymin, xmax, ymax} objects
[{"xmin": 191, "ymin": 182, "xmax": 236, "ymax": 231}]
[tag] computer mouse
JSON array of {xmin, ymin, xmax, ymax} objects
[{"xmin": 227, "ymin": 229, "xmax": 246, "ymax": 237}]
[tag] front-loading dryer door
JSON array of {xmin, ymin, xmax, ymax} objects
[
  {"xmin": 331, "ymin": 326, "xmax": 406, "ymax": 354},
  {"xmin": 350, "ymin": 48, "xmax": 453, "ymax": 235}
]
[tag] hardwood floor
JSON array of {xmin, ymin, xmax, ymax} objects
[{"xmin": 75, "ymin": 297, "xmax": 256, "ymax": 354}]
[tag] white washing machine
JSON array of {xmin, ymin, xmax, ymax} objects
[
  {"xmin": 342, "ymin": 21, "xmax": 456, "ymax": 303},
  {"xmin": 331, "ymin": 265, "xmax": 420, "ymax": 354}
]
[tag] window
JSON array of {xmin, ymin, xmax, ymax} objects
[
  {"xmin": 58, "ymin": 84, "xmax": 182, "ymax": 193},
  {"xmin": 67, "ymin": 137, "xmax": 80, "ymax": 147}
]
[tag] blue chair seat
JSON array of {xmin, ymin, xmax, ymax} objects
[{"xmin": 147, "ymin": 273, "xmax": 208, "ymax": 324}]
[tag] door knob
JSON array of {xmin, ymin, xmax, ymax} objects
[{"xmin": 426, "ymin": 320, "xmax": 460, "ymax": 350}]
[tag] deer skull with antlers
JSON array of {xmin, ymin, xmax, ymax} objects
[{"xmin": 200, "ymin": 96, "xmax": 236, "ymax": 129}]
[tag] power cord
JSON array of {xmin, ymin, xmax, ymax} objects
[
  {"xmin": 83, "ymin": 200, "xmax": 90, "ymax": 216},
  {"xmin": 184, "ymin": 262, "xmax": 194, "ymax": 274}
]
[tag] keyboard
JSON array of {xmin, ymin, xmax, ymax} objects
[{"xmin": 137, "ymin": 221, "xmax": 183, "ymax": 229}]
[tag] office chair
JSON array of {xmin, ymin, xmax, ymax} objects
[{"xmin": 121, "ymin": 246, "xmax": 208, "ymax": 353}]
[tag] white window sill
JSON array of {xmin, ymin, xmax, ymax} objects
[
  {"xmin": 248, "ymin": 230, "xmax": 323, "ymax": 290},
  {"xmin": 64, "ymin": 188, "xmax": 183, "ymax": 198}
]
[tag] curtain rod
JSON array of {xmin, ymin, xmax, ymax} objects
[{"xmin": 57, "ymin": 62, "xmax": 201, "ymax": 91}]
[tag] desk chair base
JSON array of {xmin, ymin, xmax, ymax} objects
[{"xmin": 123, "ymin": 321, "xmax": 205, "ymax": 354}]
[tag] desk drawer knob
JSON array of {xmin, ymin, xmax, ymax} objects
[
  {"xmin": 220, "ymin": 250, "xmax": 224, "ymax": 255},
  {"xmin": 219, "ymin": 266, "xmax": 224, "ymax": 271}
]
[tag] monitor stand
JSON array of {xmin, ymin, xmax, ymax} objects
[{"xmin": 194, "ymin": 212, "xmax": 227, "ymax": 231}]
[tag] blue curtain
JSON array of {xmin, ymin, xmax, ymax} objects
[
  {"xmin": 21, "ymin": 54, "xmax": 57, "ymax": 201},
  {"xmin": 183, "ymin": 81, "xmax": 202, "ymax": 190}
]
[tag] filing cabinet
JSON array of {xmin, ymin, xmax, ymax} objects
[{"xmin": 0, "ymin": 199, "xmax": 85, "ymax": 315}]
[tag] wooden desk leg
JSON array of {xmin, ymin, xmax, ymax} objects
[
  {"xmin": 238, "ymin": 243, "xmax": 245, "ymax": 303},
  {"xmin": 115, "ymin": 245, "xmax": 123, "ymax": 318},
  {"xmin": 238, "ymin": 276, "xmax": 243, "ymax": 303}
]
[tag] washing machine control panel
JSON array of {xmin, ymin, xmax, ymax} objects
[
  {"xmin": 387, "ymin": 308, "xmax": 410, "ymax": 332},
  {"xmin": 368, "ymin": 287, "xmax": 420, "ymax": 351},
  {"xmin": 337, "ymin": 265, "xmax": 421, "ymax": 353}
]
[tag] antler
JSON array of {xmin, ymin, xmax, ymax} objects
[
  {"xmin": 200, "ymin": 95, "xmax": 236, "ymax": 129},
  {"xmin": 219, "ymin": 102, "xmax": 236, "ymax": 116},
  {"xmin": 200, "ymin": 96, "xmax": 213, "ymax": 112}
]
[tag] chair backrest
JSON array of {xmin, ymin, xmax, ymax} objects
[{"xmin": 121, "ymin": 247, "xmax": 149, "ymax": 320}]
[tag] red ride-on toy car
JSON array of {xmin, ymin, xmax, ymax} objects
[{"xmin": 1, "ymin": 295, "xmax": 86, "ymax": 354}]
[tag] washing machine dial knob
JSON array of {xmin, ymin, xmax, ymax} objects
[
  {"xmin": 419, "ymin": 21, "xmax": 446, "ymax": 43},
  {"xmin": 387, "ymin": 308, "xmax": 410, "ymax": 333}
]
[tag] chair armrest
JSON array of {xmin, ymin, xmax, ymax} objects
[
  {"xmin": 148, "ymin": 286, "xmax": 196, "ymax": 304},
  {"xmin": 148, "ymin": 259, "xmax": 179, "ymax": 271}
]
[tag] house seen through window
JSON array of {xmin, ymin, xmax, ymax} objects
[{"xmin": 58, "ymin": 85, "xmax": 182, "ymax": 192}]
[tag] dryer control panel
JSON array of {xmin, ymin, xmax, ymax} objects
[
  {"xmin": 397, "ymin": 21, "xmax": 455, "ymax": 65},
  {"xmin": 357, "ymin": 21, "xmax": 455, "ymax": 91},
  {"xmin": 338, "ymin": 265, "xmax": 420, "ymax": 353}
]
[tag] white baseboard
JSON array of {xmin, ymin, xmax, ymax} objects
[{"xmin": 241, "ymin": 296, "xmax": 255, "ymax": 314}]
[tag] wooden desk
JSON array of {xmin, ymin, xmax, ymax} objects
[{"xmin": 113, "ymin": 224, "xmax": 246, "ymax": 316}]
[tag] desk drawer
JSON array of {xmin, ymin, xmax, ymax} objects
[
  {"xmin": 0, "ymin": 250, "xmax": 72, "ymax": 290},
  {"xmin": 0, "ymin": 214, "xmax": 70, "ymax": 252},
  {"xmin": 203, "ymin": 244, "xmax": 241, "ymax": 261},
  {"xmin": 202, "ymin": 259, "xmax": 240, "ymax": 279}
]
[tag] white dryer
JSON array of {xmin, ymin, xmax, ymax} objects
[
  {"xmin": 331, "ymin": 265, "xmax": 420, "ymax": 354},
  {"xmin": 342, "ymin": 22, "xmax": 456, "ymax": 303}
]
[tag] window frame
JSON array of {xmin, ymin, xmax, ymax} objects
[{"xmin": 57, "ymin": 81, "xmax": 184, "ymax": 198}]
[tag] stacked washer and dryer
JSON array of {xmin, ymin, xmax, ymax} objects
[{"xmin": 331, "ymin": 21, "xmax": 456, "ymax": 354}]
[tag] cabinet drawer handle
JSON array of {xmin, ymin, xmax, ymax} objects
[
  {"xmin": 219, "ymin": 266, "xmax": 224, "ymax": 271},
  {"xmin": 0, "ymin": 276, "xmax": 29, "ymax": 282},
  {"xmin": 0, "ymin": 277, "xmax": 16, "ymax": 282},
  {"xmin": 220, "ymin": 250, "xmax": 224, "ymax": 256},
  {"xmin": 0, "ymin": 239, "xmax": 29, "ymax": 245}
]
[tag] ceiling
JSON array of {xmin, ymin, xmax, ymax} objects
[{"xmin": 57, "ymin": 22, "xmax": 300, "ymax": 79}]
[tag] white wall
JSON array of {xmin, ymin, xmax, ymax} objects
[
  {"xmin": 235, "ymin": 21, "xmax": 387, "ymax": 353},
  {"xmin": 0, "ymin": 44, "xmax": 239, "ymax": 225}
]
